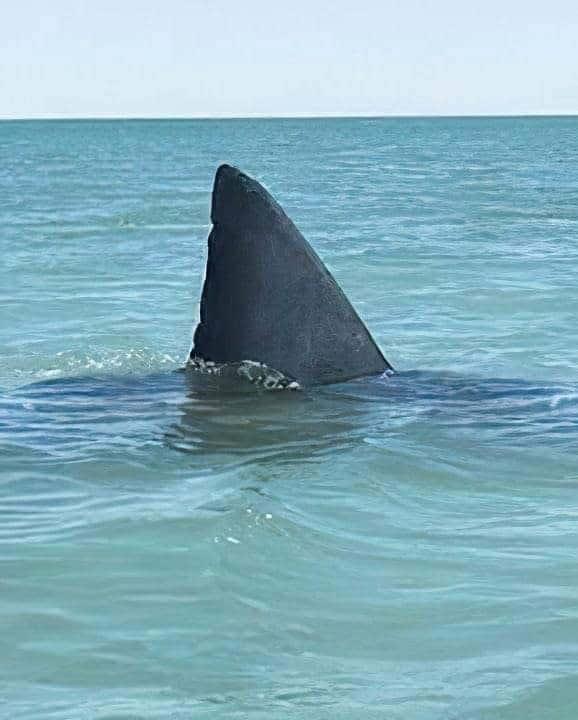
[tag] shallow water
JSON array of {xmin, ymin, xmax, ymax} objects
[{"xmin": 1, "ymin": 117, "xmax": 578, "ymax": 718}]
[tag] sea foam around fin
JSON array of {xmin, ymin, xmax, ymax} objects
[
  {"xmin": 188, "ymin": 357, "xmax": 301, "ymax": 391},
  {"xmin": 2, "ymin": 347, "xmax": 181, "ymax": 391}
]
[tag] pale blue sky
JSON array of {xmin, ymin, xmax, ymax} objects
[{"xmin": 2, "ymin": 0, "xmax": 577, "ymax": 118}]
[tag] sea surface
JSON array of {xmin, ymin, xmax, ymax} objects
[{"xmin": 1, "ymin": 117, "xmax": 578, "ymax": 719}]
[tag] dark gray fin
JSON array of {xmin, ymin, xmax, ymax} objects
[{"xmin": 190, "ymin": 164, "xmax": 392, "ymax": 385}]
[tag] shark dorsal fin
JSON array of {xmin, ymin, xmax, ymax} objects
[{"xmin": 191, "ymin": 164, "xmax": 391, "ymax": 385}]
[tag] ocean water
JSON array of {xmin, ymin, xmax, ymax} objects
[{"xmin": 1, "ymin": 117, "xmax": 578, "ymax": 719}]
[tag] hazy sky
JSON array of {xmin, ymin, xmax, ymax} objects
[{"xmin": 2, "ymin": 0, "xmax": 577, "ymax": 118}]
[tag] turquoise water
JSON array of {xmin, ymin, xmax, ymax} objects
[{"xmin": 1, "ymin": 117, "xmax": 578, "ymax": 718}]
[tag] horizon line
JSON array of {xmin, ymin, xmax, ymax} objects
[{"xmin": 1, "ymin": 112, "xmax": 578, "ymax": 122}]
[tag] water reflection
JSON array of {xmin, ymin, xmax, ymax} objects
[{"xmin": 165, "ymin": 368, "xmax": 366, "ymax": 466}]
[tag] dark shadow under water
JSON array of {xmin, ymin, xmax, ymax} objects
[{"xmin": 2, "ymin": 368, "xmax": 578, "ymax": 464}]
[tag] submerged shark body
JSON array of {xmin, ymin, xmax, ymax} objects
[
  {"xmin": 5, "ymin": 370, "xmax": 578, "ymax": 463},
  {"xmin": 190, "ymin": 165, "xmax": 392, "ymax": 386}
]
